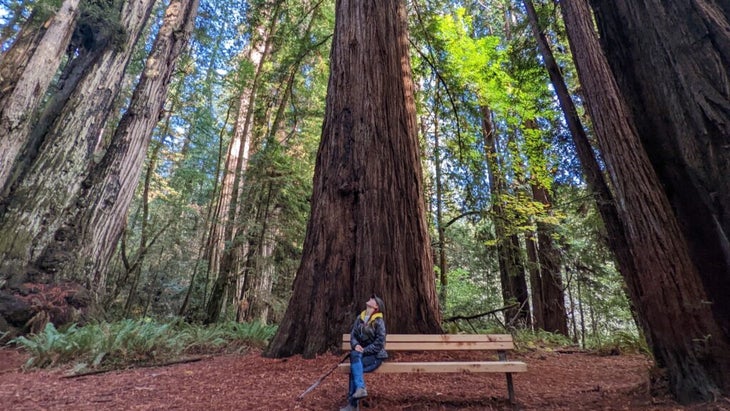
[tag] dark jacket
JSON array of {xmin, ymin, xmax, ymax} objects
[{"xmin": 350, "ymin": 311, "xmax": 388, "ymax": 359}]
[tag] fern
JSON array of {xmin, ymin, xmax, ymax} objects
[{"xmin": 10, "ymin": 319, "xmax": 277, "ymax": 370}]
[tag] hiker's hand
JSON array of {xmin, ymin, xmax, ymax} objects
[{"xmin": 355, "ymin": 345, "xmax": 364, "ymax": 352}]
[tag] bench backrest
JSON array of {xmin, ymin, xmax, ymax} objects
[{"xmin": 341, "ymin": 334, "xmax": 514, "ymax": 351}]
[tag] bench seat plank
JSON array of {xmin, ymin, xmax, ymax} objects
[
  {"xmin": 342, "ymin": 334, "xmax": 514, "ymax": 342},
  {"xmin": 342, "ymin": 337, "xmax": 514, "ymax": 351},
  {"xmin": 341, "ymin": 334, "xmax": 515, "ymax": 351},
  {"xmin": 338, "ymin": 361, "xmax": 527, "ymax": 373},
  {"xmin": 341, "ymin": 341, "xmax": 514, "ymax": 351}
]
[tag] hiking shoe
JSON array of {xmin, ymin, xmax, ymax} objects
[
  {"xmin": 339, "ymin": 405, "xmax": 358, "ymax": 411},
  {"xmin": 352, "ymin": 387, "xmax": 368, "ymax": 399}
]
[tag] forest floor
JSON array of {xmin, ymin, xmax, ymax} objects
[{"xmin": 1, "ymin": 346, "xmax": 728, "ymax": 410}]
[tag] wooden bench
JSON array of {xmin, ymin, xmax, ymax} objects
[{"xmin": 340, "ymin": 334, "xmax": 527, "ymax": 404}]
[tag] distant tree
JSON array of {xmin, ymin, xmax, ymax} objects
[
  {"xmin": 236, "ymin": 2, "xmax": 329, "ymax": 324},
  {"xmin": 265, "ymin": 0, "xmax": 442, "ymax": 358},
  {"xmin": 529, "ymin": 183, "xmax": 567, "ymax": 335},
  {"xmin": 480, "ymin": 106, "xmax": 530, "ymax": 326},
  {"xmin": 205, "ymin": 5, "xmax": 277, "ymax": 324}
]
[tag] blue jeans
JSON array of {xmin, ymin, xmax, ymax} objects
[{"xmin": 348, "ymin": 350, "xmax": 382, "ymax": 406}]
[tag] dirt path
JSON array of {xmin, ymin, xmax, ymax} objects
[{"xmin": 0, "ymin": 348, "xmax": 726, "ymax": 410}]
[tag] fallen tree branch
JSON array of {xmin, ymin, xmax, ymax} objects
[
  {"xmin": 62, "ymin": 356, "xmax": 206, "ymax": 379},
  {"xmin": 443, "ymin": 303, "xmax": 519, "ymax": 323}
]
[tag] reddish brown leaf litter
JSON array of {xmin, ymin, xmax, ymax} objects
[{"xmin": 1, "ymin": 348, "xmax": 728, "ymax": 410}]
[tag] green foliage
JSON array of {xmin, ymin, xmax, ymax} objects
[
  {"xmin": 11, "ymin": 323, "xmax": 75, "ymax": 368},
  {"xmin": 74, "ymin": 0, "xmax": 127, "ymax": 52},
  {"xmin": 514, "ymin": 329, "xmax": 574, "ymax": 351},
  {"xmin": 587, "ymin": 330, "xmax": 651, "ymax": 356},
  {"xmin": 25, "ymin": 0, "xmax": 65, "ymax": 26},
  {"xmin": 11, "ymin": 319, "xmax": 277, "ymax": 371},
  {"xmin": 553, "ymin": 184, "xmax": 639, "ymax": 346},
  {"xmin": 440, "ymin": 267, "xmax": 494, "ymax": 318}
]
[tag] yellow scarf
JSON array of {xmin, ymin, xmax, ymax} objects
[{"xmin": 359, "ymin": 311, "xmax": 383, "ymax": 325}]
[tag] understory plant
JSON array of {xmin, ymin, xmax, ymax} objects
[{"xmin": 10, "ymin": 319, "xmax": 277, "ymax": 371}]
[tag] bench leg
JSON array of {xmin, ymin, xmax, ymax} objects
[{"xmin": 506, "ymin": 372, "xmax": 515, "ymax": 405}]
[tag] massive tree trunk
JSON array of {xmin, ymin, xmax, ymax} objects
[
  {"xmin": 49, "ymin": 0, "xmax": 199, "ymax": 295},
  {"xmin": 0, "ymin": 0, "xmax": 157, "ymax": 287},
  {"xmin": 563, "ymin": 0, "xmax": 730, "ymax": 401},
  {"xmin": 265, "ymin": 0, "xmax": 442, "ymax": 358},
  {"xmin": 588, "ymin": 0, "xmax": 730, "ymax": 336},
  {"xmin": 0, "ymin": 0, "xmax": 81, "ymax": 189}
]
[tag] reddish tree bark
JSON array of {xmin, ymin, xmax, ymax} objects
[
  {"xmin": 531, "ymin": 184, "xmax": 568, "ymax": 336},
  {"xmin": 265, "ymin": 0, "xmax": 441, "ymax": 358},
  {"xmin": 563, "ymin": 0, "xmax": 730, "ymax": 401},
  {"xmin": 205, "ymin": 15, "xmax": 274, "ymax": 323}
]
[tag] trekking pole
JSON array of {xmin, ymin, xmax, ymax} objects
[{"xmin": 296, "ymin": 352, "xmax": 350, "ymax": 400}]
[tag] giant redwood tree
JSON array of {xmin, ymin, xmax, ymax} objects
[
  {"xmin": 0, "ymin": 0, "xmax": 156, "ymax": 282},
  {"xmin": 49, "ymin": 0, "xmax": 200, "ymax": 294},
  {"xmin": 265, "ymin": 0, "xmax": 442, "ymax": 358},
  {"xmin": 563, "ymin": 0, "xmax": 730, "ymax": 401}
]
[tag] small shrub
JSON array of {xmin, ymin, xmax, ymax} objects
[
  {"xmin": 588, "ymin": 330, "xmax": 651, "ymax": 356},
  {"xmin": 514, "ymin": 329, "xmax": 575, "ymax": 351}
]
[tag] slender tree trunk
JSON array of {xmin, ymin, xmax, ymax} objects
[
  {"xmin": 586, "ymin": 280, "xmax": 599, "ymax": 347},
  {"xmin": 525, "ymin": 230, "xmax": 544, "ymax": 329},
  {"xmin": 0, "ymin": 0, "xmax": 80, "ymax": 189},
  {"xmin": 563, "ymin": 0, "xmax": 730, "ymax": 400},
  {"xmin": 433, "ymin": 98, "xmax": 448, "ymax": 309},
  {"xmin": 507, "ymin": 234, "xmax": 530, "ymax": 327},
  {"xmin": 122, "ymin": 128, "xmax": 168, "ymax": 316},
  {"xmin": 531, "ymin": 184, "xmax": 568, "ymax": 336},
  {"xmin": 480, "ymin": 106, "xmax": 529, "ymax": 326},
  {"xmin": 566, "ymin": 271, "xmax": 579, "ymax": 344},
  {"xmin": 265, "ymin": 0, "xmax": 441, "ymax": 358},
  {"xmin": 576, "ymin": 274, "xmax": 587, "ymax": 348},
  {"xmin": 523, "ymin": 0, "xmax": 639, "ymax": 337},
  {"xmin": 205, "ymin": 7, "xmax": 278, "ymax": 323}
]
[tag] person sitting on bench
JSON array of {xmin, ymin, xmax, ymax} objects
[{"xmin": 342, "ymin": 294, "xmax": 387, "ymax": 411}]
